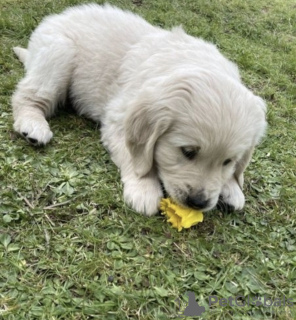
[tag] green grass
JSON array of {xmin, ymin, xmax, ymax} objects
[{"xmin": 1, "ymin": 0, "xmax": 296, "ymax": 319}]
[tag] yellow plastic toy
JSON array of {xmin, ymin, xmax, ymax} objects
[{"xmin": 160, "ymin": 198, "xmax": 204, "ymax": 232}]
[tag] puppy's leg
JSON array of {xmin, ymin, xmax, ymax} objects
[
  {"xmin": 103, "ymin": 128, "xmax": 163, "ymax": 216},
  {"xmin": 220, "ymin": 177, "xmax": 245, "ymax": 211},
  {"xmin": 122, "ymin": 168, "xmax": 163, "ymax": 216},
  {"xmin": 219, "ymin": 147, "xmax": 254, "ymax": 211},
  {"xmin": 12, "ymin": 39, "xmax": 75, "ymax": 145}
]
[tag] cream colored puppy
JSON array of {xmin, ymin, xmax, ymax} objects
[{"xmin": 12, "ymin": 4, "xmax": 267, "ymax": 216}]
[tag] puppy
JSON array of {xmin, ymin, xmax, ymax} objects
[{"xmin": 12, "ymin": 4, "xmax": 267, "ymax": 216}]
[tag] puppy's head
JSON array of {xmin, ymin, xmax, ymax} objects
[{"xmin": 125, "ymin": 70, "xmax": 266, "ymax": 211}]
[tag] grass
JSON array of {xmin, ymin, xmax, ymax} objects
[{"xmin": 0, "ymin": 0, "xmax": 296, "ymax": 319}]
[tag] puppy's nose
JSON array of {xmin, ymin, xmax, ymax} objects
[{"xmin": 186, "ymin": 193, "xmax": 209, "ymax": 210}]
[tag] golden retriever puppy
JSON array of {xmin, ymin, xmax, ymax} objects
[{"xmin": 12, "ymin": 4, "xmax": 267, "ymax": 216}]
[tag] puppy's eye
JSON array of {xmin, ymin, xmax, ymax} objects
[
  {"xmin": 223, "ymin": 159, "xmax": 232, "ymax": 166},
  {"xmin": 181, "ymin": 146, "xmax": 199, "ymax": 160}
]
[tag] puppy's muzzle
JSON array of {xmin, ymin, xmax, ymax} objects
[{"xmin": 186, "ymin": 192, "xmax": 209, "ymax": 210}]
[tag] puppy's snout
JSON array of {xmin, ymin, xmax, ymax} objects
[{"xmin": 186, "ymin": 192, "xmax": 209, "ymax": 210}]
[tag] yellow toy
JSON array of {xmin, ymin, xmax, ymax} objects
[{"xmin": 160, "ymin": 198, "xmax": 204, "ymax": 232}]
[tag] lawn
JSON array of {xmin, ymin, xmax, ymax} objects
[{"xmin": 0, "ymin": 0, "xmax": 296, "ymax": 319}]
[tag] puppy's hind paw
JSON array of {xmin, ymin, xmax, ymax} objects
[{"xmin": 14, "ymin": 116, "xmax": 53, "ymax": 146}]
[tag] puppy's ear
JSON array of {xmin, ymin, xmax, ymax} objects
[
  {"xmin": 235, "ymin": 96, "xmax": 267, "ymax": 190},
  {"xmin": 125, "ymin": 100, "xmax": 172, "ymax": 177},
  {"xmin": 253, "ymin": 96, "xmax": 267, "ymax": 145},
  {"xmin": 234, "ymin": 147, "xmax": 254, "ymax": 189}
]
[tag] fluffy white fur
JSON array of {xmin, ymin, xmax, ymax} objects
[{"xmin": 12, "ymin": 4, "xmax": 267, "ymax": 216}]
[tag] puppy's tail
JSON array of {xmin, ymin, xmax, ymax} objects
[{"xmin": 13, "ymin": 46, "xmax": 28, "ymax": 64}]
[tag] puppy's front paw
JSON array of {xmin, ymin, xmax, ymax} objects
[
  {"xmin": 123, "ymin": 176, "xmax": 163, "ymax": 216},
  {"xmin": 219, "ymin": 178, "xmax": 245, "ymax": 212},
  {"xmin": 14, "ymin": 116, "xmax": 53, "ymax": 146}
]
